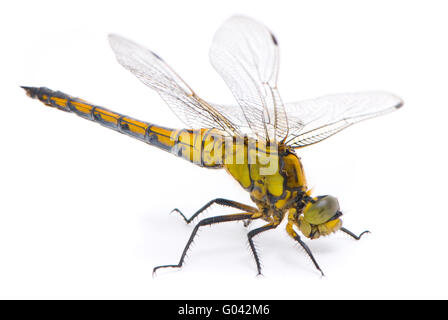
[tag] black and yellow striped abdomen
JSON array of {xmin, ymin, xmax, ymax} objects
[{"xmin": 22, "ymin": 86, "xmax": 224, "ymax": 168}]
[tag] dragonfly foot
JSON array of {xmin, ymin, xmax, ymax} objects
[
  {"xmin": 170, "ymin": 208, "xmax": 191, "ymax": 224},
  {"xmin": 153, "ymin": 264, "xmax": 181, "ymax": 276},
  {"xmin": 357, "ymin": 230, "xmax": 370, "ymax": 240},
  {"xmin": 341, "ymin": 227, "xmax": 370, "ymax": 240}
]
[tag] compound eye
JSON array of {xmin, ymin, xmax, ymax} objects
[{"xmin": 303, "ymin": 195, "xmax": 340, "ymax": 225}]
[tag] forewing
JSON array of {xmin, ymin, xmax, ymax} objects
[
  {"xmin": 284, "ymin": 91, "xmax": 403, "ymax": 148},
  {"xmin": 209, "ymin": 15, "xmax": 288, "ymax": 141},
  {"xmin": 108, "ymin": 34, "xmax": 239, "ymax": 136}
]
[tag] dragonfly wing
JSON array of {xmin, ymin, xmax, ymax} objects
[
  {"xmin": 209, "ymin": 15, "xmax": 288, "ymax": 141},
  {"xmin": 108, "ymin": 34, "xmax": 239, "ymax": 136},
  {"xmin": 284, "ymin": 91, "xmax": 403, "ymax": 148}
]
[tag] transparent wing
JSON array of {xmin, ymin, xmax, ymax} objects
[
  {"xmin": 283, "ymin": 91, "xmax": 403, "ymax": 148},
  {"xmin": 209, "ymin": 15, "xmax": 288, "ymax": 142},
  {"xmin": 108, "ymin": 34, "xmax": 240, "ymax": 136}
]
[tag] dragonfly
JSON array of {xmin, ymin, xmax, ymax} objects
[{"xmin": 22, "ymin": 15, "xmax": 402, "ymax": 276}]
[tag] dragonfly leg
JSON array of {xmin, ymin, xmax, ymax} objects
[
  {"xmin": 153, "ymin": 212, "xmax": 258, "ymax": 275},
  {"xmin": 247, "ymin": 222, "xmax": 279, "ymax": 276},
  {"xmin": 340, "ymin": 227, "xmax": 370, "ymax": 240},
  {"xmin": 171, "ymin": 198, "xmax": 258, "ymax": 224},
  {"xmin": 243, "ymin": 219, "xmax": 252, "ymax": 228},
  {"xmin": 286, "ymin": 222, "xmax": 325, "ymax": 276}
]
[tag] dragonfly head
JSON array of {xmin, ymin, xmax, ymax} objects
[{"xmin": 297, "ymin": 195, "xmax": 343, "ymax": 239}]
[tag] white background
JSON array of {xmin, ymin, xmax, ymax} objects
[{"xmin": 0, "ymin": 0, "xmax": 447, "ymax": 299}]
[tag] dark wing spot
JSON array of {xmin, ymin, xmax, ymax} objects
[
  {"xmin": 151, "ymin": 51, "xmax": 163, "ymax": 61},
  {"xmin": 395, "ymin": 101, "xmax": 404, "ymax": 109},
  {"xmin": 270, "ymin": 33, "xmax": 278, "ymax": 46}
]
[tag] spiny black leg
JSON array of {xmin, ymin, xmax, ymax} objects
[
  {"xmin": 293, "ymin": 234, "xmax": 325, "ymax": 277},
  {"xmin": 153, "ymin": 212, "xmax": 256, "ymax": 275},
  {"xmin": 171, "ymin": 198, "xmax": 257, "ymax": 224},
  {"xmin": 247, "ymin": 223, "xmax": 279, "ymax": 276},
  {"xmin": 340, "ymin": 227, "xmax": 370, "ymax": 240}
]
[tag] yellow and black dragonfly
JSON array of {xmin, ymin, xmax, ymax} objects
[{"xmin": 22, "ymin": 16, "xmax": 402, "ymax": 276}]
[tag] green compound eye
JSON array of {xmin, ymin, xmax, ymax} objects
[{"xmin": 303, "ymin": 195, "xmax": 340, "ymax": 225}]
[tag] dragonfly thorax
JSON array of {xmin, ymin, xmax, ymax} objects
[{"xmin": 223, "ymin": 141, "xmax": 309, "ymax": 220}]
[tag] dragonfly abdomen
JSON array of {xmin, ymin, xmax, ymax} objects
[{"xmin": 21, "ymin": 86, "xmax": 224, "ymax": 168}]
